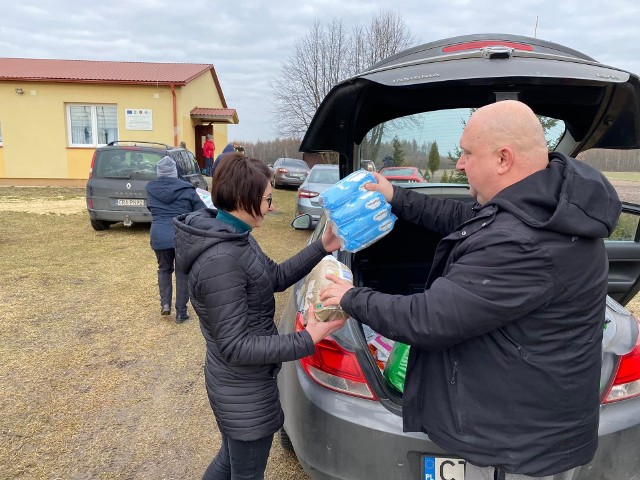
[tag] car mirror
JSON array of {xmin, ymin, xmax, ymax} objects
[{"xmin": 291, "ymin": 214, "xmax": 313, "ymax": 230}]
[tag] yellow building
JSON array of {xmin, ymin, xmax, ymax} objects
[{"xmin": 0, "ymin": 58, "xmax": 238, "ymax": 186}]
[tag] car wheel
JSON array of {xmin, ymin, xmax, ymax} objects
[
  {"xmin": 90, "ymin": 219, "xmax": 111, "ymax": 231},
  {"xmin": 279, "ymin": 428, "xmax": 294, "ymax": 451},
  {"xmin": 271, "ymin": 176, "xmax": 277, "ymax": 188}
]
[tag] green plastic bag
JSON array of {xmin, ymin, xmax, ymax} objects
[{"xmin": 383, "ymin": 342, "xmax": 410, "ymax": 393}]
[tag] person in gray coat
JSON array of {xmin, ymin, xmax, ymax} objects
[
  {"xmin": 319, "ymin": 101, "xmax": 622, "ymax": 480},
  {"xmin": 146, "ymin": 156, "xmax": 205, "ymax": 322},
  {"xmin": 174, "ymin": 153, "xmax": 345, "ymax": 480}
]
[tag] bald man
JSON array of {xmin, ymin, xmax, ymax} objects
[{"xmin": 320, "ymin": 101, "xmax": 622, "ymax": 479}]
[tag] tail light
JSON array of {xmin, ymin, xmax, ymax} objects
[
  {"xmin": 604, "ymin": 316, "xmax": 640, "ymax": 403},
  {"xmin": 298, "ymin": 189, "xmax": 319, "ymax": 199},
  {"xmin": 277, "ymin": 168, "xmax": 289, "ymax": 174},
  {"xmin": 88, "ymin": 151, "xmax": 97, "ymax": 179},
  {"xmin": 295, "ymin": 312, "xmax": 376, "ymax": 400},
  {"xmin": 442, "ymin": 40, "xmax": 533, "ymax": 53}
]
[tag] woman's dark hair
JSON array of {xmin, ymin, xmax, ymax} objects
[{"xmin": 211, "ymin": 153, "xmax": 271, "ymax": 217}]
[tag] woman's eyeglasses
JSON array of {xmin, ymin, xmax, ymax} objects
[{"xmin": 262, "ymin": 195, "xmax": 273, "ymax": 208}]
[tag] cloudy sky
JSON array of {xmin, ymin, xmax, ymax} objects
[{"xmin": 2, "ymin": 0, "xmax": 639, "ymax": 142}]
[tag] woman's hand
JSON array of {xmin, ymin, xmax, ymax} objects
[
  {"xmin": 305, "ymin": 304, "xmax": 346, "ymax": 344},
  {"xmin": 321, "ymin": 222, "xmax": 342, "ymax": 253},
  {"xmin": 364, "ymin": 172, "xmax": 394, "ymax": 202},
  {"xmin": 319, "ymin": 273, "xmax": 354, "ymax": 307}
]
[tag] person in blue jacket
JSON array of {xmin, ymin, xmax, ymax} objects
[{"xmin": 146, "ymin": 156, "xmax": 205, "ymax": 323}]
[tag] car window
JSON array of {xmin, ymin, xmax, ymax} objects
[
  {"xmin": 93, "ymin": 149, "xmax": 162, "ymax": 180},
  {"xmin": 285, "ymin": 159, "xmax": 309, "ymax": 168},
  {"xmin": 173, "ymin": 151, "xmax": 196, "ymax": 176},
  {"xmin": 357, "ymin": 107, "xmax": 639, "ymax": 242},
  {"xmin": 380, "ymin": 167, "xmax": 416, "ymax": 177},
  {"xmin": 308, "ymin": 168, "xmax": 340, "ymax": 184}
]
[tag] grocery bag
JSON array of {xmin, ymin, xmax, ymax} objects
[{"xmin": 383, "ymin": 342, "xmax": 410, "ymax": 393}]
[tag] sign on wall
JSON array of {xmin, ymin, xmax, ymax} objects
[{"xmin": 125, "ymin": 109, "xmax": 153, "ymax": 130}]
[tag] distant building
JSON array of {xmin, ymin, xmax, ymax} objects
[{"xmin": 0, "ymin": 58, "xmax": 238, "ymax": 185}]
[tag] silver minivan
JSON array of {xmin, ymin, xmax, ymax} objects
[{"xmin": 85, "ymin": 141, "xmax": 207, "ymax": 231}]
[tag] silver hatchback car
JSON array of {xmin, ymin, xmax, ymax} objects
[
  {"xmin": 278, "ymin": 33, "xmax": 640, "ymax": 480},
  {"xmin": 295, "ymin": 164, "xmax": 340, "ymax": 223}
]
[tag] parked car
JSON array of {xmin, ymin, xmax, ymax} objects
[
  {"xmin": 269, "ymin": 157, "xmax": 310, "ymax": 188},
  {"xmin": 278, "ymin": 33, "xmax": 640, "ymax": 480},
  {"xmin": 296, "ymin": 164, "xmax": 340, "ymax": 224},
  {"xmin": 379, "ymin": 166, "xmax": 428, "ymax": 184},
  {"xmin": 86, "ymin": 141, "xmax": 208, "ymax": 231}
]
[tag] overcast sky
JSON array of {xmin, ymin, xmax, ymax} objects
[{"xmin": 2, "ymin": 0, "xmax": 639, "ymax": 142}]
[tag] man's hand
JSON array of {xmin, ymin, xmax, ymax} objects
[
  {"xmin": 321, "ymin": 221, "xmax": 342, "ymax": 252},
  {"xmin": 319, "ymin": 273, "xmax": 354, "ymax": 307},
  {"xmin": 305, "ymin": 304, "xmax": 346, "ymax": 344},
  {"xmin": 364, "ymin": 172, "xmax": 394, "ymax": 202}
]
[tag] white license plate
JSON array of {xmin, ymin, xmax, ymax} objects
[
  {"xmin": 116, "ymin": 199, "xmax": 145, "ymax": 206},
  {"xmin": 423, "ymin": 456, "xmax": 465, "ymax": 480}
]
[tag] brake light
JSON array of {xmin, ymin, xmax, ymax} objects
[
  {"xmin": 442, "ymin": 41, "xmax": 533, "ymax": 53},
  {"xmin": 298, "ymin": 189, "xmax": 319, "ymax": 199},
  {"xmin": 295, "ymin": 312, "xmax": 376, "ymax": 400},
  {"xmin": 88, "ymin": 151, "xmax": 97, "ymax": 178},
  {"xmin": 604, "ymin": 317, "xmax": 640, "ymax": 403},
  {"xmin": 277, "ymin": 168, "xmax": 289, "ymax": 174}
]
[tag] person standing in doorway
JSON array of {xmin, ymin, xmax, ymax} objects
[
  {"xmin": 203, "ymin": 134, "xmax": 215, "ymax": 176},
  {"xmin": 146, "ymin": 156, "xmax": 206, "ymax": 323}
]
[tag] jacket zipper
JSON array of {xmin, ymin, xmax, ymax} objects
[
  {"xmin": 498, "ymin": 330, "xmax": 528, "ymax": 359},
  {"xmin": 450, "ymin": 358, "xmax": 464, "ymax": 433}
]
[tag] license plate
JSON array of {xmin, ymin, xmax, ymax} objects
[
  {"xmin": 423, "ymin": 456, "xmax": 465, "ymax": 480},
  {"xmin": 116, "ymin": 199, "xmax": 145, "ymax": 206}
]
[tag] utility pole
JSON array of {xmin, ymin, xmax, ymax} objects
[{"xmin": 534, "ymin": 16, "xmax": 539, "ymax": 38}]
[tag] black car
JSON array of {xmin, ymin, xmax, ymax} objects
[
  {"xmin": 86, "ymin": 141, "xmax": 208, "ymax": 231},
  {"xmin": 278, "ymin": 34, "xmax": 640, "ymax": 480}
]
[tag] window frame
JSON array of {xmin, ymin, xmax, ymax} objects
[{"xmin": 66, "ymin": 104, "xmax": 118, "ymax": 147}]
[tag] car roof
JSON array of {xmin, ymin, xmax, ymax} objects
[{"xmin": 300, "ymin": 33, "xmax": 640, "ymax": 171}]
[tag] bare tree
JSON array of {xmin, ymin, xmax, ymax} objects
[
  {"xmin": 356, "ymin": 10, "xmax": 416, "ymax": 161},
  {"xmin": 272, "ymin": 10, "xmax": 415, "ymax": 140},
  {"xmin": 272, "ymin": 20, "xmax": 350, "ymax": 138}
]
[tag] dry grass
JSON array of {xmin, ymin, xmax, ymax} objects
[
  {"xmin": 0, "ymin": 185, "xmax": 311, "ymax": 480},
  {"xmin": 0, "ymin": 185, "xmax": 638, "ymax": 479}
]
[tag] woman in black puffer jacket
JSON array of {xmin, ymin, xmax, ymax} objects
[{"xmin": 174, "ymin": 153, "xmax": 344, "ymax": 480}]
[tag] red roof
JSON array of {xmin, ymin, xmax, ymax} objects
[
  {"xmin": 191, "ymin": 107, "xmax": 239, "ymax": 124},
  {"xmin": 0, "ymin": 58, "xmax": 213, "ymax": 85}
]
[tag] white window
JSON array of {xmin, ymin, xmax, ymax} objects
[{"xmin": 67, "ymin": 104, "xmax": 118, "ymax": 146}]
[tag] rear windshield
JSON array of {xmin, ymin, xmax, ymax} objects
[
  {"xmin": 308, "ymin": 168, "xmax": 339, "ymax": 184},
  {"xmin": 93, "ymin": 149, "xmax": 166, "ymax": 180},
  {"xmin": 381, "ymin": 167, "xmax": 416, "ymax": 176},
  {"xmin": 285, "ymin": 159, "xmax": 309, "ymax": 168}
]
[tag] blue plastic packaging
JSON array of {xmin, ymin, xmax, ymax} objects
[
  {"xmin": 320, "ymin": 170, "xmax": 376, "ymax": 210},
  {"xmin": 329, "ymin": 190, "xmax": 386, "ymax": 225}
]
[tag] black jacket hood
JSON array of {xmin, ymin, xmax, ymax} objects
[
  {"xmin": 489, "ymin": 152, "xmax": 621, "ymax": 238},
  {"xmin": 174, "ymin": 209, "xmax": 249, "ymax": 274}
]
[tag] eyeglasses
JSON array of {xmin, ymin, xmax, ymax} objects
[{"xmin": 262, "ymin": 195, "xmax": 273, "ymax": 208}]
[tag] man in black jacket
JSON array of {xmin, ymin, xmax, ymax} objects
[{"xmin": 320, "ymin": 100, "xmax": 622, "ymax": 480}]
